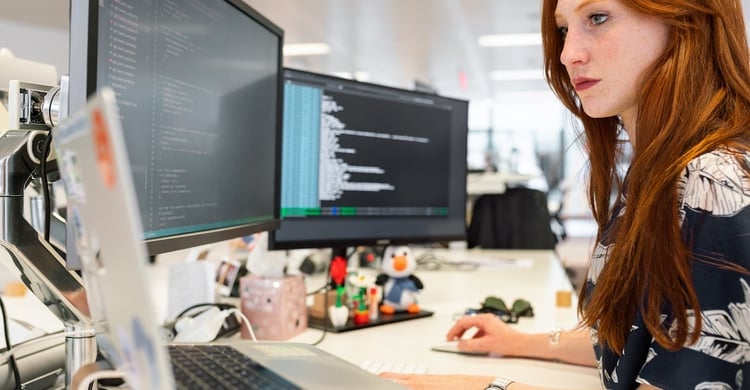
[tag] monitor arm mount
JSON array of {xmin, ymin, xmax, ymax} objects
[{"xmin": 0, "ymin": 80, "xmax": 96, "ymax": 388}]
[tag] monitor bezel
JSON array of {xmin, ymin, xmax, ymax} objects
[
  {"xmin": 68, "ymin": 0, "xmax": 284, "ymax": 256},
  {"xmin": 269, "ymin": 68, "xmax": 469, "ymax": 251}
]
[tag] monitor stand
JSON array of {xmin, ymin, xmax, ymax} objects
[
  {"xmin": 0, "ymin": 130, "xmax": 97, "ymax": 388},
  {"xmin": 307, "ymin": 246, "xmax": 434, "ymax": 333}
]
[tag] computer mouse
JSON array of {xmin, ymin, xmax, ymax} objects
[{"xmin": 430, "ymin": 340, "xmax": 489, "ymax": 355}]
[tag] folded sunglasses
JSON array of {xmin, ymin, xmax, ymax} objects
[{"xmin": 465, "ymin": 296, "xmax": 534, "ymax": 324}]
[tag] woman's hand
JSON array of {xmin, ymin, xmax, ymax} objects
[
  {"xmin": 446, "ymin": 313, "xmax": 526, "ymax": 357},
  {"xmin": 379, "ymin": 373, "xmax": 495, "ymax": 390}
]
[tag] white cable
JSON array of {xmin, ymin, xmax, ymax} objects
[
  {"xmin": 225, "ymin": 309, "xmax": 257, "ymax": 342},
  {"xmin": 74, "ymin": 367, "xmax": 124, "ymax": 390}
]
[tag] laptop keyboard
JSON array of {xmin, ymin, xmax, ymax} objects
[{"xmin": 168, "ymin": 344, "xmax": 300, "ymax": 389}]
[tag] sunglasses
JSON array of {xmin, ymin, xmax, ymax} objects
[{"xmin": 465, "ymin": 296, "xmax": 534, "ymax": 324}]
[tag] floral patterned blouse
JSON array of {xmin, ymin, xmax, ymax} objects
[{"xmin": 586, "ymin": 148, "xmax": 750, "ymax": 389}]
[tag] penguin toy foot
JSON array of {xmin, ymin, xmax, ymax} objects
[{"xmin": 380, "ymin": 304, "xmax": 396, "ymax": 314}]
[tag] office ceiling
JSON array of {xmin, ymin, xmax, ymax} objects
[
  {"xmin": 4, "ymin": 0, "xmax": 750, "ymax": 103},
  {"xmin": 245, "ymin": 0, "xmax": 547, "ymax": 102},
  {"xmin": 0, "ymin": 0, "xmax": 545, "ymax": 103}
]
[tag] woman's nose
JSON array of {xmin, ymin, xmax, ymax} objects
[{"xmin": 560, "ymin": 29, "xmax": 588, "ymax": 67}]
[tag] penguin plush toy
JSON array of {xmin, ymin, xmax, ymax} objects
[{"xmin": 376, "ymin": 246, "xmax": 423, "ymax": 314}]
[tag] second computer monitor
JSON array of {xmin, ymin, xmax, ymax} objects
[{"xmin": 270, "ymin": 68, "xmax": 469, "ymax": 251}]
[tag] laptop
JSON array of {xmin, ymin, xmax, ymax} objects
[{"xmin": 53, "ymin": 88, "xmax": 401, "ymax": 389}]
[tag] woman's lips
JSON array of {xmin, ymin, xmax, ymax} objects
[{"xmin": 573, "ymin": 78, "xmax": 599, "ymax": 92}]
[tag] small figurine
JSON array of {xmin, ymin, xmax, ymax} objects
[
  {"xmin": 347, "ymin": 272, "xmax": 375, "ymax": 325},
  {"xmin": 328, "ymin": 286, "xmax": 349, "ymax": 328},
  {"xmin": 329, "ymin": 255, "xmax": 348, "ymax": 288},
  {"xmin": 375, "ymin": 246, "xmax": 423, "ymax": 314}
]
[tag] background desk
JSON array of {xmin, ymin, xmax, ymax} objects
[
  {"xmin": 467, "ymin": 172, "xmax": 537, "ymax": 195},
  {"xmin": 289, "ymin": 248, "xmax": 600, "ymax": 389}
]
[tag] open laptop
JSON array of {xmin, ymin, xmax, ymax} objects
[{"xmin": 53, "ymin": 88, "xmax": 401, "ymax": 389}]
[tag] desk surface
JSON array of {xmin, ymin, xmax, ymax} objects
[
  {"xmin": 289, "ymin": 248, "xmax": 600, "ymax": 389},
  {"xmin": 2, "ymin": 248, "xmax": 600, "ymax": 389}
]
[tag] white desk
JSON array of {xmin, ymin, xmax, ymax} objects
[
  {"xmin": 2, "ymin": 248, "xmax": 600, "ymax": 389},
  {"xmin": 289, "ymin": 249, "xmax": 600, "ymax": 389},
  {"xmin": 467, "ymin": 172, "xmax": 536, "ymax": 195}
]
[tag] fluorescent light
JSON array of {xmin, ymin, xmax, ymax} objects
[
  {"xmin": 353, "ymin": 71, "xmax": 370, "ymax": 82},
  {"xmin": 489, "ymin": 69, "xmax": 544, "ymax": 81},
  {"xmin": 478, "ymin": 33, "xmax": 541, "ymax": 47},
  {"xmin": 330, "ymin": 71, "xmax": 352, "ymax": 79},
  {"xmin": 330, "ymin": 71, "xmax": 370, "ymax": 82},
  {"xmin": 283, "ymin": 42, "xmax": 330, "ymax": 56}
]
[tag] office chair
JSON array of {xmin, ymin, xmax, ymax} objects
[
  {"xmin": 536, "ymin": 147, "xmax": 567, "ymax": 242},
  {"xmin": 467, "ymin": 187, "xmax": 558, "ymax": 250}
]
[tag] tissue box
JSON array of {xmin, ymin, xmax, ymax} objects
[{"xmin": 239, "ymin": 274, "xmax": 307, "ymax": 340}]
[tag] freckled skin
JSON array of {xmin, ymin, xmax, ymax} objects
[{"xmin": 557, "ymin": 0, "xmax": 669, "ymax": 138}]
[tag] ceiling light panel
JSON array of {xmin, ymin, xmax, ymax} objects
[{"xmin": 478, "ymin": 33, "xmax": 541, "ymax": 47}]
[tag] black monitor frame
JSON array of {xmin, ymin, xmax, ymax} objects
[
  {"xmin": 270, "ymin": 68, "xmax": 469, "ymax": 252},
  {"xmin": 68, "ymin": 0, "xmax": 283, "ymax": 256}
]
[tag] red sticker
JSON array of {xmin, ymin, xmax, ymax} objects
[{"xmin": 91, "ymin": 109, "xmax": 116, "ymax": 189}]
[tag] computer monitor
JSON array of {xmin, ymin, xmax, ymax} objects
[
  {"xmin": 270, "ymin": 68, "xmax": 469, "ymax": 256},
  {"xmin": 68, "ymin": 0, "xmax": 283, "ymax": 256}
]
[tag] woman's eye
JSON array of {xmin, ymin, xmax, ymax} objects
[
  {"xmin": 558, "ymin": 26, "xmax": 569, "ymax": 39},
  {"xmin": 589, "ymin": 13, "xmax": 608, "ymax": 25}
]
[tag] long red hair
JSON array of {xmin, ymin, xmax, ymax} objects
[{"xmin": 541, "ymin": 0, "xmax": 750, "ymax": 353}]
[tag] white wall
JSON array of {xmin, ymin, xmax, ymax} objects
[{"xmin": 0, "ymin": 20, "xmax": 68, "ymax": 75}]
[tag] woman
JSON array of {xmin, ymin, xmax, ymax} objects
[{"xmin": 381, "ymin": 0, "xmax": 750, "ymax": 388}]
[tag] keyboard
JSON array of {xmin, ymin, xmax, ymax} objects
[
  {"xmin": 168, "ymin": 344, "xmax": 299, "ymax": 389},
  {"xmin": 359, "ymin": 359, "xmax": 429, "ymax": 375}
]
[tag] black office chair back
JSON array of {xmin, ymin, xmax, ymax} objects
[{"xmin": 467, "ymin": 188, "xmax": 558, "ymax": 249}]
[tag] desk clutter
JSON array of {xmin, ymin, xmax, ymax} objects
[
  {"xmin": 307, "ymin": 277, "xmax": 434, "ymax": 333},
  {"xmin": 306, "ymin": 245, "xmax": 434, "ymax": 332},
  {"xmin": 239, "ymin": 274, "xmax": 308, "ymax": 341},
  {"xmin": 308, "ymin": 301, "xmax": 433, "ymax": 333}
]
